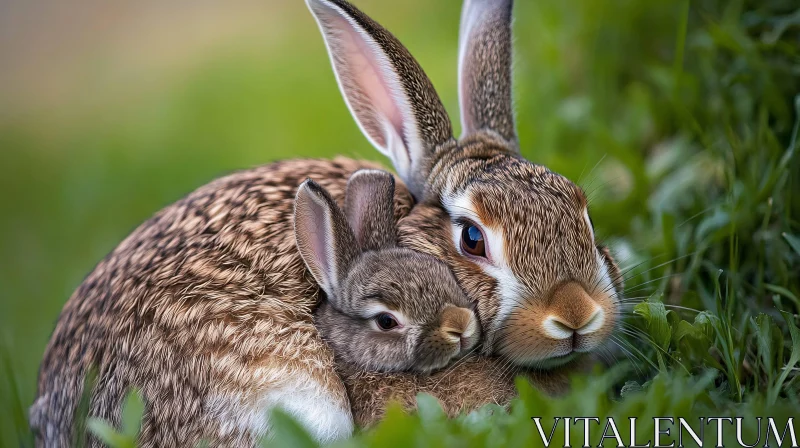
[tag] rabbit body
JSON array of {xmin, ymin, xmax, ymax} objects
[
  {"xmin": 32, "ymin": 158, "xmax": 412, "ymax": 447},
  {"xmin": 33, "ymin": 157, "xmax": 561, "ymax": 447},
  {"xmin": 33, "ymin": 0, "xmax": 626, "ymax": 444},
  {"xmin": 339, "ymin": 355, "xmax": 589, "ymax": 428}
]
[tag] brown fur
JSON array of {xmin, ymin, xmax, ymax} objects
[
  {"xmin": 440, "ymin": 307, "xmax": 473, "ymax": 335},
  {"xmin": 458, "ymin": 0, "xmax": 517, "ymax": 146},
  {"xmin": 400, "ymin": 136, "xmax": 623, "ymax": 364},
  {"xmin": 341, "ymin": 355, "xmax": 591, "ymax": 428},
  {"xmin": 32, "ymin": 155, "xmax": 597, "ymax": 446},
  {"xmin": 296, "ymin": 173, "xmax": 480, "ymax": 374},
  {"xmin": 32, "ymin": 158, "xmax": 410, "ymax": 447},
  {"xmin": 306, "ymin": 0, "xmax": 624, "ymax": 378},
  {"xmin": 33, "ymin": 0, "xmax": 626, "ymax": 444}
]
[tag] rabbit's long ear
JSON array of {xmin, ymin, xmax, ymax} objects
[
  {"xmin": 345, "ymin": 169, "xmax": 397, "ymax": 251},
  {"xmin": 294, "ymin": 179, "xmax": 359, "ymax": 299},
  {"xmin": 307, "ymin": 0, "xmax": 453, "ymax": 198},
  {"xmin": 457, "ymin": 0, "xmax": 518, "ymax": 149}
]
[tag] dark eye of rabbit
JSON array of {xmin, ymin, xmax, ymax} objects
[
  {"xmin": 461, "ymin": 223, "xmax": 486, "ymax": 257},
  {"xmin": 375, "ymin": 313, "xmax": 399, "ymax": 330}
]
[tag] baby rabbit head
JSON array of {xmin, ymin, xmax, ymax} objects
[
  {"xmin": 294, "ymin": 170, "xmax": 480, "ymax": 373},
  {"xmin": 306, "ymin": 0, "xmax": 623, "ymax": 369}
]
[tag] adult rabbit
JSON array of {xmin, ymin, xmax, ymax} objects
[
  {"xmin": 305, "ymin": 0, "xmax": 623, "ymax": 427},
  {"xmin": 306, "ymin": 0, "xmax": 623, "ymax": 373},
  {"xmin": 31, "ymin": 0, "xmax": 623, "ymax": 445}
]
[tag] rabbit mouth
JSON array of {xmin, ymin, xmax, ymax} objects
[
  {"xmin": 455, "ymin": 338, "xmax": 478, "ymax": 359},
  {"xmin": 530, "ymin": 352, "xmax": 581, "ymax": 370},
  {"xmin": 415, "ymin": 337, "xmax": 480, "ymax": 374}
]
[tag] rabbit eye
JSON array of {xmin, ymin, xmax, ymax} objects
[
  {"xmin": 460, "ymin": 223, "xmax": 486, "ymax": 258},
  {"xmin": 375, "ymin": 313, "xmax": 399, "ymax": 330}
]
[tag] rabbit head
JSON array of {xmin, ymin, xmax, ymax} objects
[
  {"xmin": 307, "ymin": 0, "xmax": 623, "ymax": 369},
  {"xmin": 294, "ymin": 169, "xmax": 480, "ymax": 373}
]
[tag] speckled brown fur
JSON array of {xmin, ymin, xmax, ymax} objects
[
  {"xmin": 341, "ymin": 355, "xmax": 591, "ymax": 428},
  {"xmin": 33, "ymin": 0, "xmax": 625, "ymax": 444},
  {"xmin": 32, "ymin": 155, "xmax": 586, "ymax": 446},
  {"xmin": 303, "ymin": 0, "xmax": 623, "ymax": 407},
  {"xmin": 32, "ymin": 158, "xmax": 411, "ymax": 447}
]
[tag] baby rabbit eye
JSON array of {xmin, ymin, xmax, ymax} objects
[
  {"xmin": 460, "ymin": 222, "xmax": 486, "ymax": 258},
  {"xmin": 375, "ymin": 313, "xmax": 399, "ymax": 330}
]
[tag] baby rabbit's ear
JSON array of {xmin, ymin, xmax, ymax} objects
[
  {"xmin": 345, "ymin": 169, "xmax": 397, "ymax": 251},
  {"xmin": 306, "ymin": 0, "xmax": 453, "ymax": 199},
  {"xmin": 294, "ymin": 179, "xmax": 359, "ymax": 298},
  {"xmin": 457, "ymin": 0, "xmax": 518, "ymax": 149}
]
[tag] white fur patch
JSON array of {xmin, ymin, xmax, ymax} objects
[
  {"xmin": 583, "ymin": 208, "xmax": 595, "ymax": 241},
  {"xmin": 577, "ymin": 307, "xmax": 604, "ymax": 335},
  {"xmin": 542, "ymin": 316, "xmax": 574, "ymax": 340},
  {"xmin": 363, "ymin": 302, "xmax": 410, "ymax": 332},
  {"xmin": 594, "ymin": 249, "xmax": 618, "ymax": 300},
  {"xmin": 462, "ymin": 314, "xmax": 478, "ymax": 339},
  {"xmin": 442, "ymin": 191, "xmax": 524, "ymax": 347},
  {"xmin": 207, "ymin": 371, "xmax": 353, "ymax": 444}
]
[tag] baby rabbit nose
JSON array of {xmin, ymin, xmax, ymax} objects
[{"xmin": 440, "ymin": 306, "xmax": 476, "ymax": 342}]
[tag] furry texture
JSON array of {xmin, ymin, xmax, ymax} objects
[
  {"xmin": 313, "ymin": 248, "xmax": 481, "ymax": 374},
  {"xmin": 306, "ymin": 0, "xmax": 454, "ymax": 198},
  {"xmin": 400, "ymin": 133, "xmax": 623, "ymax": 367},
  {"xmin": 307, "ymin": 0, "xmax": 624, "ymax": 368},
  {"xmin": 33, "ymin": 0, "xmax": 626, "ymax": 445},
  {"xmin": 32, "ymin": 158, "xmax": 410, "ymax": 447},
  {"xmin": 340, "ymin": 355, "xmax": 591, "ymax": 428},
  {"xmin": 295, "ymin": 172, "xmax": 480, "ymax": 374},
  {"xmin": 32, "ymin": 156, "xmax": 595, "ymax": 446},
  {"xmin": 457, "ymin": 0, "xmax": 517, "ymax": 146}
]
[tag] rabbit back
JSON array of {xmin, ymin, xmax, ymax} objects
[{"xmin": 33, "ymin": 157, "xmax": 412, "ymax": 447}]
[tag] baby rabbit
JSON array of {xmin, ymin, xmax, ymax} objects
[{"xmin": 294, "ymin": 169, "xmax": 480, "ymax": 374}]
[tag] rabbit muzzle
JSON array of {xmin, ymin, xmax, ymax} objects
[{"xmin": 494, "ymin": 281, "xmax": 617, "ymax": 368}]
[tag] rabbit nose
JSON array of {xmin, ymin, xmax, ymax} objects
[
  {"xmin": 542, "ymin": 282, "xmax": 605, "ymax": 339},
  {"xmin": 542, "ymin": 308, "xmax": 604, "ymax": 339},
  {"xmin": 440, "ymin": 306, "xmax": 476, "ymax": 342}
]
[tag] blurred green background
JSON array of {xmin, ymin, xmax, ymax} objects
[{"xmin": 1, "ymin": 0, "xmax": 798, "ymax": 446}]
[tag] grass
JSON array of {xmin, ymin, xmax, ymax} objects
[{"xmin": 0, "ymin": 0, "xmax": 798, "ymax": 446}]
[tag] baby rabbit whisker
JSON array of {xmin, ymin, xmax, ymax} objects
[{"xmin": 430, "ymin": 344, "xmax": 482, "ymax": 390}]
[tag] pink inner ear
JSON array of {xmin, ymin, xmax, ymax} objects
[
  {"xmin": 321, "ymin": 11, "xmax": 405, "ymax": 153},
  {"xmin": 297, "ymin": 194, "xmax": 336, "ymax": 292}
]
